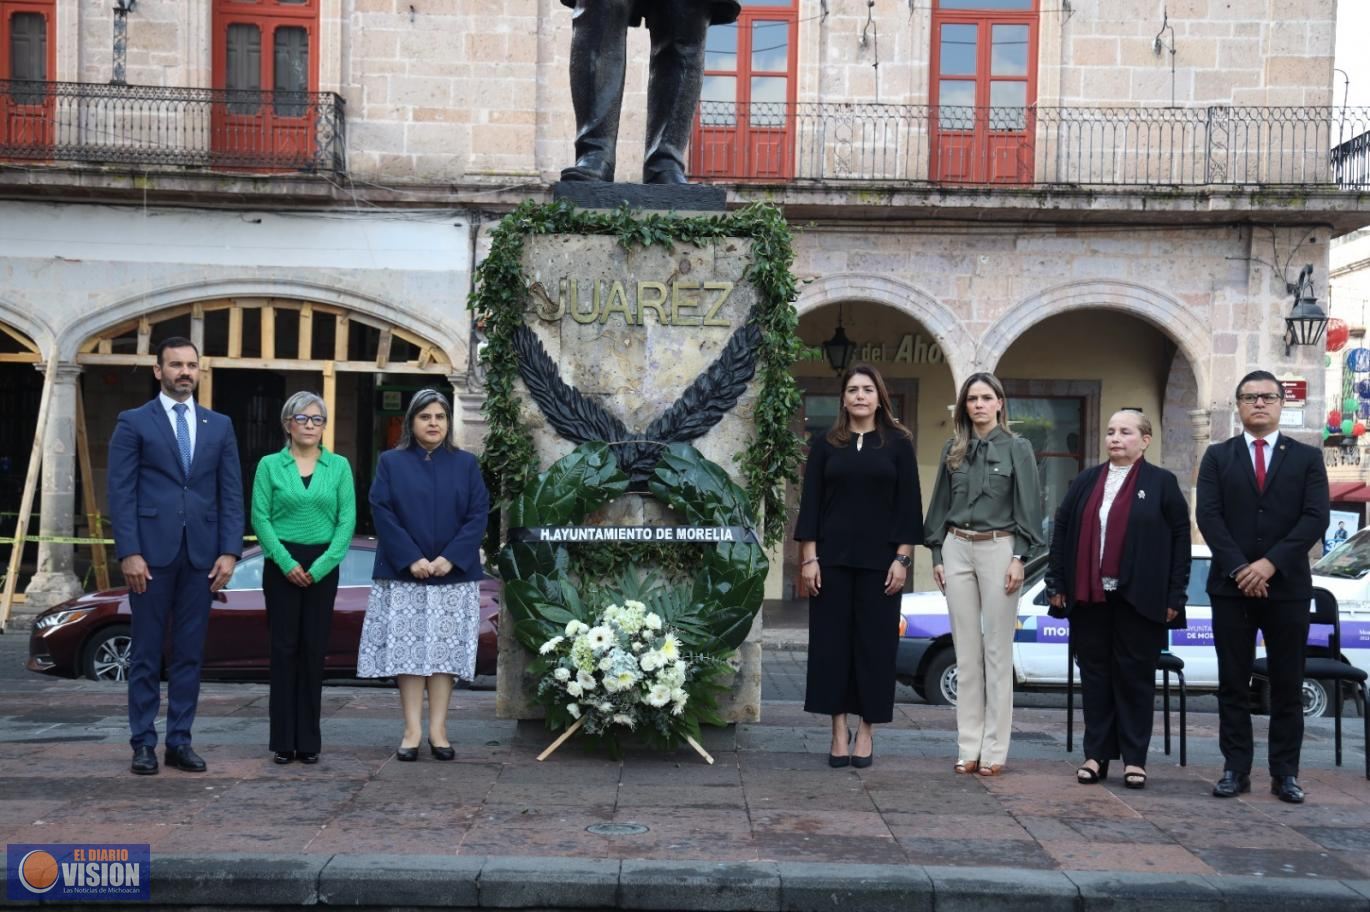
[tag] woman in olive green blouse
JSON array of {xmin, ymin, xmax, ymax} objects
[
  {"xmin": 923, "ymin": 372, "xmax": 1042, "ymax": 777},
  {"xmin": 251, "ymin": 391, "xmax": 357, "ymax": 765}
]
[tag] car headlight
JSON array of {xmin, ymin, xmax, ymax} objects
[{"xmin": 35, "ymin": 606, "xmax": 95, "ymax": 630}]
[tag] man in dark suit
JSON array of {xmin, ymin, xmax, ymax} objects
[
  {"xmin": 108, "ymin": 337, "xmax": 244, "ymax": 775},
  {"xmin": 1196, "ymin": 369, "xmax": 1329, "ymax": 804}
]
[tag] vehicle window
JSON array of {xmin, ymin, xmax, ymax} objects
[
  {"xmin": 1185, "ymin": 558, "xmax": 1211, "ymax": 607},
  {"xmin": 1313, "ymin": 529, "xmax": 1370, "ymax": 579},
  {"xmin": 224, "ymin": 554, "xmax": 264, "ymax": 590},
  {"xmin": 339, "ymin": 546, "xmax": 375, "ymax": 587}
]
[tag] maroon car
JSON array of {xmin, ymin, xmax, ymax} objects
[{"xmin": 27, "ymin": 537, "xmax": 500, "ymax": 682}]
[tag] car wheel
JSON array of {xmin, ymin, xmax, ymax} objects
[
  {"xmin": 922, "ymin": 648, "xmax": 958, "ymax": 706},
  {"xmin": 1258, "ymin": 678, "xmax": 1332, "ymax": 717},
  {"xmin": 83, "ymin": 625, "xmax": 133, "ymax": 682}
]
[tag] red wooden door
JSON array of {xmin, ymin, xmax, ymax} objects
[
  {"xmin": 930, "ymin": 2, "xmax": 1037, "ymax": 184},
  {"xmin": 0, "ymin": 1, "xmax": 55, "ymax": 156},
  {"xmin": 211, "ymin": 0, "xmax": 318, "ymax": 168},
  {"xmin": 691, "ymin": 3, "xmax": 796, "ymax": 182}
]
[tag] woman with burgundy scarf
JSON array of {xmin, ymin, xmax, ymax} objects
[{"xmin": 1045, "ymin": 410, "xmax": 1191, "ymax": 789}]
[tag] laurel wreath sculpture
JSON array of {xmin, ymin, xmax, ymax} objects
[{"xmin": 470, "ymin": 200, "xmax": 805, "ymax": 556}]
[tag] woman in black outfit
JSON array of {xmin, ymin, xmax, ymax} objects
[
  {"xmin": 1044, "ymin": 410, "xmax": 1190, "ymax": 789},
  {"xmin": 795, "ymin": 363, "xmax": 921, "ymax": 769}
]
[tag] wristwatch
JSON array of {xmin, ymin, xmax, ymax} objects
[
  {"xmin": 1012, "ymin": 554, "xmax": 1026, "ymax": 562},
  {"xmin": 894, "ymin": 554, "xmax": 912, "ymax": 568}
]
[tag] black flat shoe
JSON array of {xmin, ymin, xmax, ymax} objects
[
  {"xmin": 1271, "ymin": 775, "xmax": 1305, "ymax": 804},
  {"xmin": 297, "ymin": 753, "xmax": 319, "ymax": 765},
  {"xmin": 1212, "ymin": 770, "xmax": 1251, "ymax": 798},
  {"xmin": 273, "ymin": 751, "xmax": 294, "ymax": 765},
  {"xmin": 164, "ymin": 745, "xmax": 207, "ymax": 773},
  {"xmin": 396, "ymin": 746, "xmax": 419, "ymax": 762},
  {"xmin": 428, "ymin": 740, "xmax": 455, "ymax": 761},
  {"xmin": 130, "ymin": 745, "xmax": 158, "ymax": 776},
  {"xmin": 1076, "ymin": 759, "xmax": 1109, "ymax": 784}
]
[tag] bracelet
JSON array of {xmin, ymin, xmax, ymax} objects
[{"xmin": 800, "ymin": 558, "xmax": 819, "ymax": 566}]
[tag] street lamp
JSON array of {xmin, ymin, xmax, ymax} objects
[
  {"xmin": 822, "ymin": 304, "xmax": 856, "ymax": 373},
  {"xmin": 1284, "ymin": 264, "xmax": 1328, "ymax": 357}
]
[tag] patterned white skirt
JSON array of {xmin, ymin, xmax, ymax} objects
[{"xmin": 356, "ymin": 580, "xmax": 480, "ymax": 680}]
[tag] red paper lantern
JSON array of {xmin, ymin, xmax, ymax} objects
[
  {"xmin": 1327, "ymin": 317, "xmax": 1350, "ymax": 353},
  {"xmin": 1329, "ymin": 409, "xmax": 1343, "ymax": 429},
  {"xmin": 1356, "ymin": 421, "xmax": 1367, "ymax": 437}
]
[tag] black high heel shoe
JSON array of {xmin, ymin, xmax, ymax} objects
[
  {"xmin": 396, "ymin": 745, "xmax": 419, "ymax": 762},
  {"xmin": 1076, "ymin": 759, "xmax": 1109, "ymax": 784},
  {"xmin": 851, "ymin": 728, "xmax": 873, "ymax": 768},
  {"xmin": 428, "ymin": 739, "xmax": 455, "ymax": 761},
  {"xmin": 828, "ymin": 728, "xmax": 853, "ymax": 768}
]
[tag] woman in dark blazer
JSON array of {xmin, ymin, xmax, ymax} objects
[
  {"xmin": 356, "ymin": 389, "xmax": 490, "ymax": 761},
  {"xmin": 1044, "ymin": 410, "xmax": 1190, "ymax": 789}
]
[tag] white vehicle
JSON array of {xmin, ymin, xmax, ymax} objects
[{"xmin": 896, "ymin": 544, "xmax": 1370, "ymax": 717}]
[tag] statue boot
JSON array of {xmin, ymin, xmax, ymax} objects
[{"xmin": 642, "ymin": 2, "xmax": 711, "ymax": 185}]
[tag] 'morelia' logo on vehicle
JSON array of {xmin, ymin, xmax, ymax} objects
[{"xmin": 7, "ymin": 845, "xmax": 150, "ymax": 901}]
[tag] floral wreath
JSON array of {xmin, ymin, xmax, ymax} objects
[{"xmin": 499, "ymin": 441, "xmax": 767, "ymax": 753}]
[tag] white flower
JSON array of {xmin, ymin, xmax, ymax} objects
[
  {"xmin": 576, "ymin": 670, "xmax": 597, "ymax": 692},
  {"xmin": 671, "ymin": 688, "xmax": 688, "ymax": 705},
  {"xmin": 565, "ymin": 620, "xmax": 590, "ymax": 637},
  {"xmin": 553, "ymin": 667, "xmax": 571, "ymax": 682},
  {"xmin": 612, "ymin": 712, "xmax": 636, "ymax": 729},
  {"xmin": 539, "ymin": 635, "xmax": 564, "ymax": 655},
  {"xmin": 646, "ymin": 683, "xmax": 673, "ymax": 707},
  {"xmin": 566, "ymin": 702, "xmax": 581, "ymax": 719},
  {"xmin": 598, "ymin": 655, "xmax": 614, "ymax": 672},
  {"xmin": 671, "ymin": 697, "xmax": 687, "ymax": 716},
  {"xmin": 613, "ymin": 669, "xmax": 638, "ymax": 690},
  {"xmin": 597, "ymin": 701, "xmax": 613, "ymax": 713},
  {"xmin": 624, "ymin": 600, "xmax": 646, "ymax": 612},
  {"xmin": 603, "ymin": 675, "xmax": 621, "ymax": 693},
  {"xmin": 660, "ymin": 634, "xmax": 681, "ymax": 660},
  {"xmin": 566, "ymin": 681, "xmax": 583, "ymax": 697},
  {"xmin": 587, "ymin": 626, "xmax": 614, "ymax": 652},
  {"xmin": 639, "ymin": 652, "xmax": 660, "ymax": 672},
  {"xmin": 645, "ymin": 612, "xmax": 663, "ymax": 631}
]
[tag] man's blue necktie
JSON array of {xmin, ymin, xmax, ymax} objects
[{"xmin": 173, "ymin": 403, "xmax": 192, "ymax": 478}]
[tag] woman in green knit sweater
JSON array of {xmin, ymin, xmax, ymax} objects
[{"xmin": 251, "ymin": 391, "xmax": 356, "ymax": 765}]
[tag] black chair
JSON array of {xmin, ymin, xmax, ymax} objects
[
  {"xmin": 1066, "ymin": 645, "xmax": 1187, "ymax": 767},
  {"xmin": 1251, "ymin": 587, "xmax": 1369, "ymax": 779}
]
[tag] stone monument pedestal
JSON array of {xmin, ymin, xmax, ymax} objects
[{"xmin": 495, "ymin": 192, "xmax": 765, "ymax": 725}]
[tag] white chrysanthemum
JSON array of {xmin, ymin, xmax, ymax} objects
[
  {"xmin": 576, "ymin": 670, "xmax": 597, "ymax": 692},
  {"xmin": 671, "ymin": 688, "xmax": 688, "ymax": 704},
  {"xmin": 565, "ymin": 619, "xmax": 590, "ymax": 637},
  {"xmin": 624, "ymin": 599, "xmax": 646, "ymax": 612},
  {"xmin": 566, "ymin": 702, "xmax": 581, "ymax": 719},
  {"xmin": 613, "ymin": 670, "xmax": 637, "ymax": 690},
  {"xmin": 639, "ymin": 651, "xmax": 660, "ymax": 672},
  {"xmin": 553, "ymin": 667, "xmax": 571, "ymax": 682},
  {"xmin": 645, "ymin": 612, "xmax": 663, "ymax": 631},
  {"xmin": 539, "ymin": 635, "xmax": 564, "ymax": 655},
  {"xmin": 660, "ymin": 634, "xmax": 680, "ymax": 660},
  {"xmin": 671, "ymin": 697, "xmax": 687, "ymax": 716},
  {"xmin": 587, "ymin": 626, "xmax": 614, "ymax": 652},
  {"xmin": 646, "ymin": 683, "xmax": 673, "ymax": 707},
  {"xmin": 566, "ymin": 681, "xmax": 583, "ymax": 697},
  {"xmin": 612, "ymin": 712, "xmax": 636, "ymax": 728}
]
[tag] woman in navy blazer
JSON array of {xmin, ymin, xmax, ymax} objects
[
  {"xmin": 1044, "ymin": 410, "xmax": 1190, "ymax": 790},
  {"xmin": 356, "ymin": 389, "xmax": 490, "ymax": 761}
]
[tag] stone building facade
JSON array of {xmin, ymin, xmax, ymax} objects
[{"xmin": 0, "ymin": 0, "xmax": 1365, "ymax": 607}]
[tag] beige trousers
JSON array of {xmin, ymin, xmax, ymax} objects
[{"xmin": 941, "ymin": 532, "xmax": 1018, "ymax": 766}]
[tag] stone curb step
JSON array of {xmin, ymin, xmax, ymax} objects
[{"xmin": 4, "ymin": 854, "xmax": 1368, "ymax": 911}]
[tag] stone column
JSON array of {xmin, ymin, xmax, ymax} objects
[
  {"xmin": 1185, "ymin": 407, "xmax": 1212, "ymax": 542},
  {"xmin": 24, "ymin": 363, "xmax": 84, "ymax": 609}
]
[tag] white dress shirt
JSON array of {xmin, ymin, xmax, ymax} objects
[
  {"xmin": 159, "ymin": 392, "xmax": 197, "ymax": 456},
  {"xmin": 1243, "ymin": 429, "xmax": 1279, "ymax": 472}
]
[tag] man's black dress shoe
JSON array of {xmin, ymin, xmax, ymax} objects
[
  {"xmin": 1271, "ymin": 775, "xmax": 1305, "ymax": 804},
  {"xmin": 1212, "ymin": 770, "xmax": 1251, "ymax": 798},
  {"xmin": 130, "ymin": 746, "xmax": 158, "ymax": 776},
  {"xmin": 560, "ymin": 156, "xmax": 614, "ymax": 183},
  {"xmin": 273, "ymin": 751, "xmax": 294, "ymax": 764},
  {"xmin": 643, "ymin": 166, "xmax": 689, "ymax": 185},
  {"xmin": 297, "ymin": 753, "xmax": 319, "ymax": 765},
  {"xmin": 164, "ymin": 745, "xmax": 207, "ymax": 773}
]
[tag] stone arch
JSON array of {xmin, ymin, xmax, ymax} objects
[
  {"xmin": 56, "ymin": 278, "xmax": 465, "ymax": 368},
  {"xmin": 975, "ymin": 279, "xmax": 1211, "ymax": 404},
  {"xmin": 0, "ymin": 296, "xmax": 55, "ymax": 357},
  {"xmin": 796, "ymin": 274, "xmax": 975, "ymax": 384}
]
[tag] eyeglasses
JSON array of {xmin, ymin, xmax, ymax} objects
[
  {"xmin": 290, "ymin": 414, "xmax": 327, "ymax": 427},
  {"xmin": 1236, "ymin": 393, "xmax": 1283, "ymax": 405}
]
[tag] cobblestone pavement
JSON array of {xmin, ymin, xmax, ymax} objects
[{"xmin": 1, "ymin": 667, "xmax": 1366, "ymax": 880}]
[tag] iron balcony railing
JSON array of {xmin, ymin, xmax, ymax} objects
[
  {"xmin": 691, "ymin": 102, "xmax": 1370, "ymax": 189},
  {"xmin": 0, "ymin": 80, "xmax": 346, "ymax": 173}
]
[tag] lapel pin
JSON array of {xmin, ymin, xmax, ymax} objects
[{"xmin": 1137, "ymin": 490, "xmax": 1146, "ymax": 499}]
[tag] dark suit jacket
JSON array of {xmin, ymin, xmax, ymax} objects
[
  {"xmin": 1044, "ymin": 460, "xmax": 1191, "ymax": 625},
  {"xmin": 1195, "ymin": 433, "xmax": 1329, "ymax": 600},
  {"xmin": 108, "ymin": 398, "xmax": 245, "ymax": 569},
  {"xmin": 369, "ymin": 445, "xmax": 490, "ymax": 584}
]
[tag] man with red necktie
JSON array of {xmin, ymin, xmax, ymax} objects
[{"xmin": 1196, "ymin": 369, "xmax": 1329, "ymax": 804}]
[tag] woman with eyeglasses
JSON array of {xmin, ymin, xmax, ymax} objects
[
  {"xmin": 251, "ymin": 391, "xmax": 356, "ymax": 765},
  {"xmin": 356, "ymin": 389, "xmax": 490, "ymax": 761}
]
